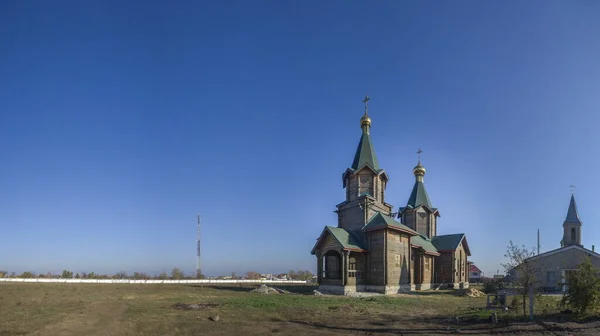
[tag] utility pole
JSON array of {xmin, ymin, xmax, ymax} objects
[
  {"xmin": 537, "ymin": 229, "xmax": 540, "ymax": 255},
  {"xmin": 196, "ymin": 214, "xmax": 201, "ymax": 279}
]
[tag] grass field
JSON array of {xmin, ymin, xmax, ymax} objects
[{"xmin": 1, "ymin": 283, "xmax": 599, "ymax": 335}]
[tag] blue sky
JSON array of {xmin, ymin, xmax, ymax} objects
[{"xmin": 1, "ymin": 1, "xmax": 600, "ymax": 277}]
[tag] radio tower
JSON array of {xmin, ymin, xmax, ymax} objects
[{"xmin": 196, "ymin": 213, "xmax": 202, "ymax": 278}]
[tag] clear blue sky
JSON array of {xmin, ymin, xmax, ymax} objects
[{"xmin": 1, "ymin": 1, "xmax": 600, "ymax": 277}]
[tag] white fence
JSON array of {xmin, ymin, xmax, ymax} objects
[{"xmin": 0, "ymin": 278, "xmax": 308, "ymax": 284}]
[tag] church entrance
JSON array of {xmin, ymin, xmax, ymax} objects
[
  {"xmin": 321, "ymin": 250, "xmax": 342, "ymax": 284},
  {"xmin": 414, "ymin": 254, "xmax": 422, "ymax": 284}
]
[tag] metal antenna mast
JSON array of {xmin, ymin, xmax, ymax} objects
[
  {"xmin": 537, "ymin": 229, "xmax": 540, "ymax": 255},
  {"xmin": 196, "ymin": 213, "xmax": 201, "ymax": 278}
]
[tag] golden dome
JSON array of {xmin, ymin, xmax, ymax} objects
[
  {"xmin": 360, "ymin": 113, "xmax": 371, "ymax": 128},
  {"xmin": 413, "ymin": 161, "xmax": 426, "ymax": 176}
]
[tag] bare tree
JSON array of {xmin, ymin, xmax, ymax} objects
[
  {"xmin": 115, "ymin": 271, "xmax": 128, "ymax": 279},
  {"xmin": 501, "ymin": 240, "xmax": 537, "ymax": 318},
  {"xmin": 246, "ymin": 271, "xmax": 261, "ymax": 280},
  {"xmin": 171, "ymin": 268, "xmax": 184, "ymax": 280}
]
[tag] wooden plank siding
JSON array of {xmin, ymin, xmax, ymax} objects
[
  {"xmin": 386, "ymin": 231, "xmax": 411, "ymax": 286},
  {"xmin": 367, "ymin": 230, "xmax": 386, "ymax": 285}
]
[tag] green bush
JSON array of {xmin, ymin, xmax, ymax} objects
[
  {"xmin": 482, "ymin": 281, "xmax": 498, "ymax": 294},
  {"xmin": 510, "ymin": 296, "xmax": 520, "ymax": 310},
  {"xmin": 560, "ymin": 257, "xmax": 600, "ymax": 315}
]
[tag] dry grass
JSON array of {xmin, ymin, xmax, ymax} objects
[{"xmin": 0, "ymin": 283, "xmax": 597, "ymax": 336}]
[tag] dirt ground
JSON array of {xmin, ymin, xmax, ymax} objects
[{"xmin": 1, "ymin": 283, "xmax": 599, "ymax": 335}]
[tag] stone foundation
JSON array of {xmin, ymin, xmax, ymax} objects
[
  {"xmin": 414, "ymin": 283, "xmax": 434, "ymax": 290},
  {"xmin": 318, "ymin": 284, "xmax": 413, "ymax": 295},
  {"xmin": 318, "ymin": 282, "xmax": 448, "ymax": 295}
]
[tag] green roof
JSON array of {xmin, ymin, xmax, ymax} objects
[
  {"xmin": 351, "ymin": 132, "xmax": 380, "ymax": 171},
  {"xmin": 406, "ymin": 181, "xmax": 432, "ymax": 208},
  {"xmin": 565, "ymin": 194, "xmax": 581, "ymax": 224},
  {"xmin": 431, "ymin": 234, "xmax": 465, "ymax": 251},
  {"xmin": 325, "ymin": 227, "xmax": 366, "ymax": 251},
  {"xmin": 411, "ymin": 235, "xmax": 439, "ymax": 255},
  {"xmin": 363, "ymin": 212, "xmax": 418, "ymax": 235}
]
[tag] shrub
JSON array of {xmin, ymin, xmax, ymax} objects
[
  {"xmin": 510, "ymin": 296, "xmax": 520, "ymax": 310},
  {"xmin": 482, "ymin": 281, "xmax": 498, "ymax": 294},
  {"xmin": 560, "ymin": 257, "xmax": 600, "ymax": 315}
]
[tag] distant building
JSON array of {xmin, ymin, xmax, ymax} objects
[
  {"xmin": 311, "ymin": 98, "xmax": 471, "ymax": 295},
  {"xmin": 526, "ymin": 193, "xmax": 600, "ymax": 292},
  {"xmin": 469, "ymin": 263, "xmax": 482, "ymax": 282}
]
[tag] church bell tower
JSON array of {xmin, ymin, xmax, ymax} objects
[
  {"xmin": 562, "ymin": 188, "xmax": 582, "ymax": 247},
  {"xmin": 336, "ymin": 96, "xmax": 393, "ymax": 233}
]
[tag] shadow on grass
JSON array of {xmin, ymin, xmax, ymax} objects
[{"xmin": 283, "ymin": 317, "xmax": 600, "ymax": 335}]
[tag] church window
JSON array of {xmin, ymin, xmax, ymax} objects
[
  {"xmin": 425, "ymin": 257, "xmax": 430, "ymax": 270},
  {"xmin": 571, "ymin": 228, "xmax": 576, "ymax": 242},
  {"xmin": 359, "ymin": 175, "xmax": 373, "ymax": 196},
  {"xmin": 348, "ymin": 257, "xmax": 356, "ymax": 278},
  {"xmin": 395, "ymin": 254, "xmax": 400, "ymax": 266}
]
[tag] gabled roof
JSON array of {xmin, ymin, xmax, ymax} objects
[
  {"xmin": 564, "ymin": 194, "xmax": 582, "ymax": 224},
  {"xmin": 351, "ymin": 132, "xmax": 380, "ymax": 172},
  {"xmin": 469, "ymin": 264, "xmax": 482, "ymax": 273},
  {"xmin": 310, "ymin": 226, "xmax": 367, "ymax": 254},
  {"xmin": 363, "ymin": 212, "xmax": 419, "ymax": 235},
  {"xmin": 526, "ymin": 244, "xmax": 600, "ymax": 262},
  {"xmin": 398, "ymin": 204, "xmax": 439, "ymax": 216},
  {"xmin": 432, "ymin": 233, "xmax": 471, "ymax": 256},
  {"xmin": 407, "ymin": 180, "xmax": 432, "ymax": 208},
  {"xmin": 411, "ymin": 235, "xmax": 440, "ymax": 256}
]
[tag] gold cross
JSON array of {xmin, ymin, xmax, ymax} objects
[
  {"xmin": 570, "ymin": 185, "xmax": 576, "ymax": 193},
  {"xmin": 417, "ymin": 148, "xmax": 423, "ymax": 160},
  {"xmin": 362, "ymin": 95, "xmax": 370, "ymax": 114}
]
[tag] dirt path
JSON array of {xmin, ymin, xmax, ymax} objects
[{"xmin": 28, "ymin": 300, "xmax": 127, "ymax": 336}]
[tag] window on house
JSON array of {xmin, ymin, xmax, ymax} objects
[
  {"xmin": 348, "ymin": 257, "xmax": 356, "ymax": 278},
  {"xmin": 571, "ymin": 228, "xmax": 576, "ymax": 242},
  {"xmin": 546, "ymin": 271, "xmax": 556, "ymax": 287}
]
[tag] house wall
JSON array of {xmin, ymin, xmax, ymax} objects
[
  {"xmin": 385, "ymin": 231, "xmax": 411, "ymax": 286},
  {"xmin": 402, "ymin": 211, "xmax": 415, "ymax": 231},
  {"xmin": 337, "ymin": 198, "xmax": 392, "ymax": 233},
  {"xmin": 316, "ymin": 234, "xmax": 342, "ymax": 255},
  {"xmin": 402, "ymin": 208, "xmax": 437, "ymax": 239},
  {"xmin": 347, "ymin": 252, "xmax": 366, "ymax": 286},
  {"xmin": 422, "ymin": 255, "xmax": 433, "ymax": 284},
  {"xmin": 337, "ymin": 204, "xmax": 366, "ymax": 232},
  {"xmin": 435, "ymin": 251, "xmax": 453, "ymax": 283},
  {"xmin": 367, "ymin": 230, "xmax": 386, "ymax": 285},
  {"xmin": 447, "ymin": 242, "xmax": 468, "ymax": 284},
  {"xmin": 529, "ymin": 247, "xmax": 600, "ymax": 290}
]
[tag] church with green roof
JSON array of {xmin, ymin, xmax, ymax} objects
[{"xmin": 311, "ymin": 97, "xmax": 471, "ymax": 294}]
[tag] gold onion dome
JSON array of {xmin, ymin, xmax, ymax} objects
[
  {"xmin": 413, "ymin": 160, "xmax": 426, "ymax": 176},
  {"xmin": 360, "ymin": 113, "xmax": 371, "ymax": 128}
]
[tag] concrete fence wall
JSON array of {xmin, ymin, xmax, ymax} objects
[{"xmin": 0, "ymin": 278, "xmax": 309, "ymax": 284}]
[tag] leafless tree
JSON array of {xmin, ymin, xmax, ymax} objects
[{"xmin": 501, "ymin": 240, "xmax": 537, "ymax": 318}]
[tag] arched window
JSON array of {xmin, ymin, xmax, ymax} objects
[{"xmin": 571, "ymin": 228, "xmax": 576, "ymax": 242}]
